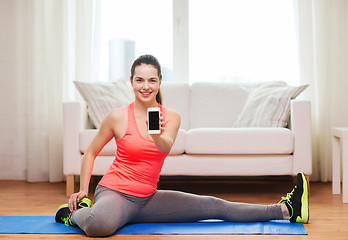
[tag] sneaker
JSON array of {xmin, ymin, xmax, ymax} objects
[
  {"xmin": 55, "ymin": 197, "xmax": 92, "ymax": 226},
  {"xmin": 279, "ymin": 172, "xmax": 309, "ymax": 223}
]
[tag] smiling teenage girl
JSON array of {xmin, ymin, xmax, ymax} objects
[{"xmin": 55, "ymin": 55, "xmax": 309, "ymax": 237}]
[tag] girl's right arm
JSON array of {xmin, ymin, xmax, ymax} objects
[{"xmin": 68, "ymin": 111, "xmax": 117, "ymax": 212}]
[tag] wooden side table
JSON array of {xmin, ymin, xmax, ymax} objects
[{"xmin": 332, "ymin": 127, "xmax": 348, "ymax": 203}]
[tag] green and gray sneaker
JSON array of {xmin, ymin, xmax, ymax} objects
[
  {"xmin": 279, "ymin": 172, "xmax": 309, "ymax": 223},
  {"xmin": 55, "ymin": 197, "xmax": 92, "ymax": 226}
]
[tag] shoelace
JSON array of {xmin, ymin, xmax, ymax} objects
[
  {"xmin": 278, "ymin": 186, "xmax": 296, "ymax": 204},
  {"xmin": 278, "ymin": 187, "xmax": 297, "ymax": 219},
  {"xmin": 63, "ymin": 213, "xmax": 73, "ymax": 226},
  {"xmin": 61, "ymin": 198, "xmax": 91, "ymax": 226}
]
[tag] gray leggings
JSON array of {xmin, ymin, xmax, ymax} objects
[{"xmin": 71, "ymin": 185, "xmax": 284, "ymax": 237}]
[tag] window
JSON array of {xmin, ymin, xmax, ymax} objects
[
  {"xmin": 99, "ymin": 0, "xmax": 298, "ymax": 85},
  {"xmin": 99, "ymin": 0, "xmax": 173, "ymax": 82},
  {"xmin": 189, "ymin": 0, "xmax": 299, "ymax": 85}
]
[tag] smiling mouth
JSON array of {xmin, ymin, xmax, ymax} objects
[{"xmin": 141, "ymin": 92, "xmax": 152, "ymax": 96}]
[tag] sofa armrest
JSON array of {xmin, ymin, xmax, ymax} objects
[
  {"xmin": 289, "ymin": 99, "xmax": 312, "ymax": 175},
  {"xmin": 63, "ymin": 102, "xmax": 83, "ymax": 175}
]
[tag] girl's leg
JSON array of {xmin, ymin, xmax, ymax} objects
[
  {"xmin": 135, "ymin": 190, "xmax": 284, "ymax": 223},
  {"xmin": 71, "ymin": 186, "xmax": 138, "ymax": 237}
]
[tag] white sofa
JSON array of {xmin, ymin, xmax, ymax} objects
[{"xmin": 63, "ymin": 81, "xmax": 312, "ymax": 196}]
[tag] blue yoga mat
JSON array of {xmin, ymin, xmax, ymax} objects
[{"xmin": 0, "ymin": 216, "xmax": 307, "ymax": 235}]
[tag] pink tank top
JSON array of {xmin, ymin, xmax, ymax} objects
[{"xmin": 98, "ymin": 102, "xmax": 169, "ymax": 197}]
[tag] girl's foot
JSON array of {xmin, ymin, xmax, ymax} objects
[
  {"xmin": 55, "ymin": 197, "xmax": 92, "ymax": 226},
  {"xmin": 279, "ymin": 172, "xmax": 309, "ymax": 223}
]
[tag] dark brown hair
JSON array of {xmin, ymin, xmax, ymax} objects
[{"xmin": 130, "ymin": 55, "xmax": 162, "ymax": 104}]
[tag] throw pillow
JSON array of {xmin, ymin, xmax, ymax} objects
[
  {"xmin": 233, "ymin": 82, "xmax": 308, "ymax": 128},
  {"xmin": 74, "ymin": 79, "xmax": 134, "ymax": 128}
]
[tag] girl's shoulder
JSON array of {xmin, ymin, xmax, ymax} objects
[
  {"xmin": 104, "ymin": 105, "xmax": 128, "ymax": 123},
  {"xmin": 162, "ymin": 106, "xmax": 181, "ymax": 121}
]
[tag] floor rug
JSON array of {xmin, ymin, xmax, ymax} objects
[{"xmin": 0, "ymin": 216, "xmax": 307, "ymax": 235}]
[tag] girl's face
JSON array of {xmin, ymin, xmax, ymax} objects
[{"xmin": 131, "ymin": 64, "xmax": 161, "ymax": 104}]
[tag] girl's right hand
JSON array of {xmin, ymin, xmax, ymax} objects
[{"xmin": 68, "ymin": 191, "xmax": 88, "ymax": 212}]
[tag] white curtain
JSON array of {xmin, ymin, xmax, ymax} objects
[
  {"xmin": 294, "ymin": 0, "xmax": 348, "ymax": 181},
  {"xmin": 0, "ymin": 0, "xmax": 100, "ymax": 182}
]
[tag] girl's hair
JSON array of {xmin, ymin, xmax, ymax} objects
[{"xmin": 130, "ymin": 54, "xmax": 162, "ymax": 104}]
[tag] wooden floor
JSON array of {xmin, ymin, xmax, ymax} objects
[{"xmin": 0, "ymin": 178, "xmax": 347, "ymax": 239}]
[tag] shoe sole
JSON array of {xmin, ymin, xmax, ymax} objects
[
  {"xmin": 299, "ymin": 172, "xmax": 309, "ymax": 223},
  {"xmin": 78, "ymin": 197, "xmax": 92, "ymax": 208},
  {"xmin": 56, "ymin": 203, "xmax": 69, "ymax": 215}
]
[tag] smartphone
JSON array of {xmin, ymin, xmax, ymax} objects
[{"xmin": 147, "ymin": 107, "xmax": 161, "ymax": 134}]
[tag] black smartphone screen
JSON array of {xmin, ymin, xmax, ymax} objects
[{"xmin": 148, "ymin": 111, "xmax": 160, "ymax": 130}]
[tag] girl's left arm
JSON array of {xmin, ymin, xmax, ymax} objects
[{"xmin": 150, "ymin": 109, "xmax": 181, "ymax": 154}]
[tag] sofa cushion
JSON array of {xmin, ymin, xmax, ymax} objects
[
  {"xmin": 189, "ymin": 82, "xmax": 251, "ymax": 129},
  {"xmin": 161, "ymin": 155, "xmax": 293, "ymax": 176},
  {"xmin": 233, "ymin": 82, "xmax": 308, "ymax": 127},
  {"xmin": 185, "ymin": 128, "xmax": 294, "ymax": 154},
  {"xmin": 79, "ymin": 129, "xmax": 186, "ymax": 156},
  {"xmin": 74, "ymin": 79, "xmax": 134, "ymax": 129},
  {"xmin": 161, "ymin": 82, "xmax": 190, "ymax": 130},
  {"xmin": 169, "ymin": 129, "xmax": 186, "ymax": 155}
]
